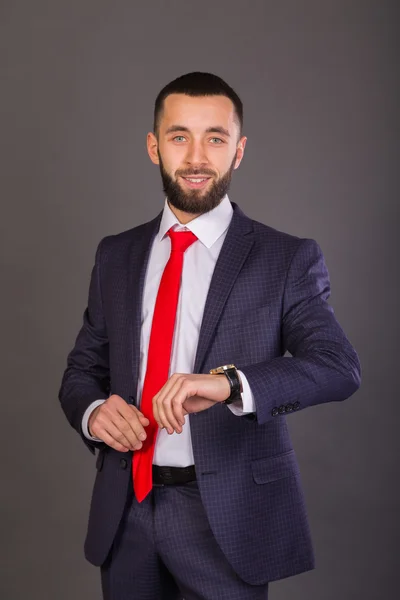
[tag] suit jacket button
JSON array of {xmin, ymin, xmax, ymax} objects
[
  {"xmin": 286, "ymin": 404, "xmax": 293, "ymax": 412},
  {"xmin": 120, "ymin": 458, "xmax": 128, "ymax": 469},
  {"xmin": 278, "ymin": 405, "xmax": 286, "ymax": 414},
  {"xmin": 293, "ymin": 401, "xmax": 300, "ymax": 410},
  {"xmin": 271, "ymin": 407, "xmax": 279, "ymax": 417}
]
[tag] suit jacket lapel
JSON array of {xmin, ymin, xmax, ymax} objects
[
  {"xmin": 127, "ymin": 209, "xmax": 163, "ymax": 395},
  {"xmin": 193, "ymin": 202, "xmax": 254, "ymax": 373}
]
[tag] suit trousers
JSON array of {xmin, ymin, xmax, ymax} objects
[{"xmin": 100, "ymin": 479, "xmax": 269, "ymax": 600}]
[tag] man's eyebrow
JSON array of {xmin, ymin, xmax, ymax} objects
[
  {"xmin": 165, "ymin": 125, "xmax": 190, "ymax": 135},
  {"xmin": 205, "ymin": 126, "xmax": 230, "ymax": 137},
  {"xmin": 165, "ymin": 125, "xmax": 231, "ymax": 137}
]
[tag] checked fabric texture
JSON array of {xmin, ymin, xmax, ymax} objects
[{"xmin": 132, "ymin": 228, "xmax": 198, "ymax": 502}]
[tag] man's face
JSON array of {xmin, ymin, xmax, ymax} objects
[{"xmin": 147, "ymin": 94, "xmax": 247, "ymax": 215}]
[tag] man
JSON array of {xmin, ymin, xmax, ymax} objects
[{"xmin": 59, "ymin": 72, "xmax": 361, "ymax": 600}]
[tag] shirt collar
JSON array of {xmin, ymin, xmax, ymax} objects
[{"xmin": 156, "ymin": 194, "xmax": 233, "ymax": 249}]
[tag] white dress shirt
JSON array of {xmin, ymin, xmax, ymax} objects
[{"xmin": 82, "ymin": 194, "xmax": 256, "ymax": 466}]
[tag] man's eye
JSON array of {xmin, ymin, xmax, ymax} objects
[
  {"xmin": 210, "ymin": 137, "xmax": 223, "ymax": 144},
  {"xmin": 173, "ymin": 136, "xmax": 186, "ymax": 142}
]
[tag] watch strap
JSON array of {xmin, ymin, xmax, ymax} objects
[{"xmin": 209, "ymin": 364, "xmax": 242, "ymax": 404}]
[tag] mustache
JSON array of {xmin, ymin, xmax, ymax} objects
[{"xmin": 176, "ymin": 170, "xmax": 216, "ymax": 178}]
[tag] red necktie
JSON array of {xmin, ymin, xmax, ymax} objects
[{"xmin": 132, "ymin": 227, "xmax": 198, "ymax": 502}]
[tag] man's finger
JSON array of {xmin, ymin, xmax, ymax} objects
[
  {"xmin": 155, "ymin": 393, "xmax": 171, "ymax": 432},
  {"xmin": 94, "ymin": 427, "xmax": 130, "ymax": 452},
  {"xmin": 152, "ymin": 393, "xmax": 163, "ymax": 429},
  {"xmin": 171, "ymin": 378, "xmax": 191, "ymax": 427},
  {"xmin": 163, "ymin": 380, "xmax": 186, "ymax": 432},
  {"xmin": 103, "ymin": 419, "xmax": 141, "ymax": 450},
  {"xmin": 92, "ymin": 397, "xmax": 150, "ymax": 449},
  {"xmin": 89, "ymin": 410, "xmax": 131, "ymax": 449},
  {"xmin": 162, "ymin": 396, "xmax": 183, "ymax": 433},
  {"xmin": 108, "ymin": 412, "xmax": 145, "ymax": 448},
  {"xmin": 109, "ymin": 399, "xmax": 150, "ymax": 443},
  {"xmin": 152, "ymin": 374, "xmax": 182, "ymax": 429},
  {"xmin": 138, "ymin": 412, "xmax": 150, "ymax": 426}
]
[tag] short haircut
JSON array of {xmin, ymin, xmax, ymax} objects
[{"xmin": 153, "ymin": 71, "xmax": 243, "ymax": 138}]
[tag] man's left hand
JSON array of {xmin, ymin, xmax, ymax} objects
[{"xmin": 152, "ymin": 373, "xmax": 231, "ymax": 434}]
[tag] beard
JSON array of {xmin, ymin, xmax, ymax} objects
[{"xmin": 158, "ymin": 150, "xmax": 237, "ymax": 215}]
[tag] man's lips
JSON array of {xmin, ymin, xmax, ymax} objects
[{"xmin": 180, "ymin": 176, "xmax": 212, "ymax": 189}]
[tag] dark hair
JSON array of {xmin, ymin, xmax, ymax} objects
[{"xmin": 153, "ymin": 71, "xmax": 243, "ymax": 138}]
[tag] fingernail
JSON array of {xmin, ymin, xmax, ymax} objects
[{"xmin": 139, "ymin": 433, "xmax": 146, "ymax": 441}]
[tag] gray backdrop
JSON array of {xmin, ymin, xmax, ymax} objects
[{"xmin": 1, "ymin": 1, "xmax": 398, "ymax": 599}]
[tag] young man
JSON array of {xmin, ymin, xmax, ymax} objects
[{"xmin": 59, "ymin": 72, "xmax": 361, "ymax": 600}]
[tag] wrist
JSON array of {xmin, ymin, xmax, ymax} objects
[
  {"xmin": 212, "ymin": 373, "xmax": 231, "ymax": 401},
  {"xmin": 209, "ymin": 364, "xmax": 242, "ymax": 404},
  {"xmin": 88, "ymin": 407, "xmax": 99, "ymax": 437}
]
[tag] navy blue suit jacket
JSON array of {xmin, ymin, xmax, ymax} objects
[{"xmin": 59, "ymin": 201, "xmax": 361, "ymax": 584}]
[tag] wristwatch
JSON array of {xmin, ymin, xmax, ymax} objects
[{"xmin": 209, "ymin": 364, "xmax": 243, "ymax": 405}]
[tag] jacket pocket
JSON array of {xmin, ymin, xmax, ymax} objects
[{"xmin": 251, "ymin": 449, "xmax": 297, "ymax": 484}]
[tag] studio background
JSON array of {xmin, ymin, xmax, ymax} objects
[{"xmin": 1, "ymin": 1, "xmax": 398, "ymax": 599}]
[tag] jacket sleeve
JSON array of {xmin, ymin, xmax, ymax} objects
[
  {"xmin": 58, "ymin": 238, "xmax": 110, "ymax": 454},
  {"xmin": 239, "ymin": 238, "xmax": 361, "ymax": 425}
]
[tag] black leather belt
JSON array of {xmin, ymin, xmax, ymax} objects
[{"xmin": 152, "ymin": 465, "xmax": 196, "ymax": 486}]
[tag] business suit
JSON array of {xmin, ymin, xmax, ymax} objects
[{"xmin": 59, "ymin": 199, "xmax": 361, "ymax": 592}]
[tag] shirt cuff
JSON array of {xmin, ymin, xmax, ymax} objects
[
  {"xmin": 82, "ymin": 399, "xmax": 106, "ymax": 441},
  {"xmin": 227, "ymin": 370, "xmax": 256, "ymax": 416}
]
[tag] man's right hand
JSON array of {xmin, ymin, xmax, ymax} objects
[{"xmin": 88, "ymin": 394, "xmax": 150, "ymax": 452}]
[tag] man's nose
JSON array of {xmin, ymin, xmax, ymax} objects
[{"xmin": 185, "ymin": 142, "xmax": 208, "ymax": 166}]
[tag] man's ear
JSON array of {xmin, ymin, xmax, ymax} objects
[
  {"xmin": 234, "ymin": 136, "xmax": 247, "ymax": 169},
  {"xmin": 147, "ymin": 132, "xmax": 159, "ymax": 165}
]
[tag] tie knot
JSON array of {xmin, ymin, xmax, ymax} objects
[{"xmin": 167, "ymin": 228, "xmax": 198, "ymax": 253}]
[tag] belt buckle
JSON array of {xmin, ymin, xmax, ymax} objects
[
  {"xmin": 162, "ymin": 467, "xmax": 173, "ymax": 484},
  {"xmin": 152, "ymin": 465, "xmax": 170, "ymax": 487}
]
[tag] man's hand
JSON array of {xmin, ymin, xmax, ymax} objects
[
  {"xmin": 88, "ymin": 394, "xmax": 150, "ymax": 452},
  {"xmin": 152, "ymin": 373, "xmax": 231, "ymax": 435}
]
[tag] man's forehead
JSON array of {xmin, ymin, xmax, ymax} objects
[{"xmin": 161, "ymin": 93, "xmax": 236, "ymax": 128}]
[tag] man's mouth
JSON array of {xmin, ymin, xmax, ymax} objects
[{"xmin": 180, "ymin": 176, "xmax": 212, "ymax": 189}]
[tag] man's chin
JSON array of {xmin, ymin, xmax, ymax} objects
[{"xmin": 167, "ymin": 190, "xmax": 220, "ymax": 215}]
